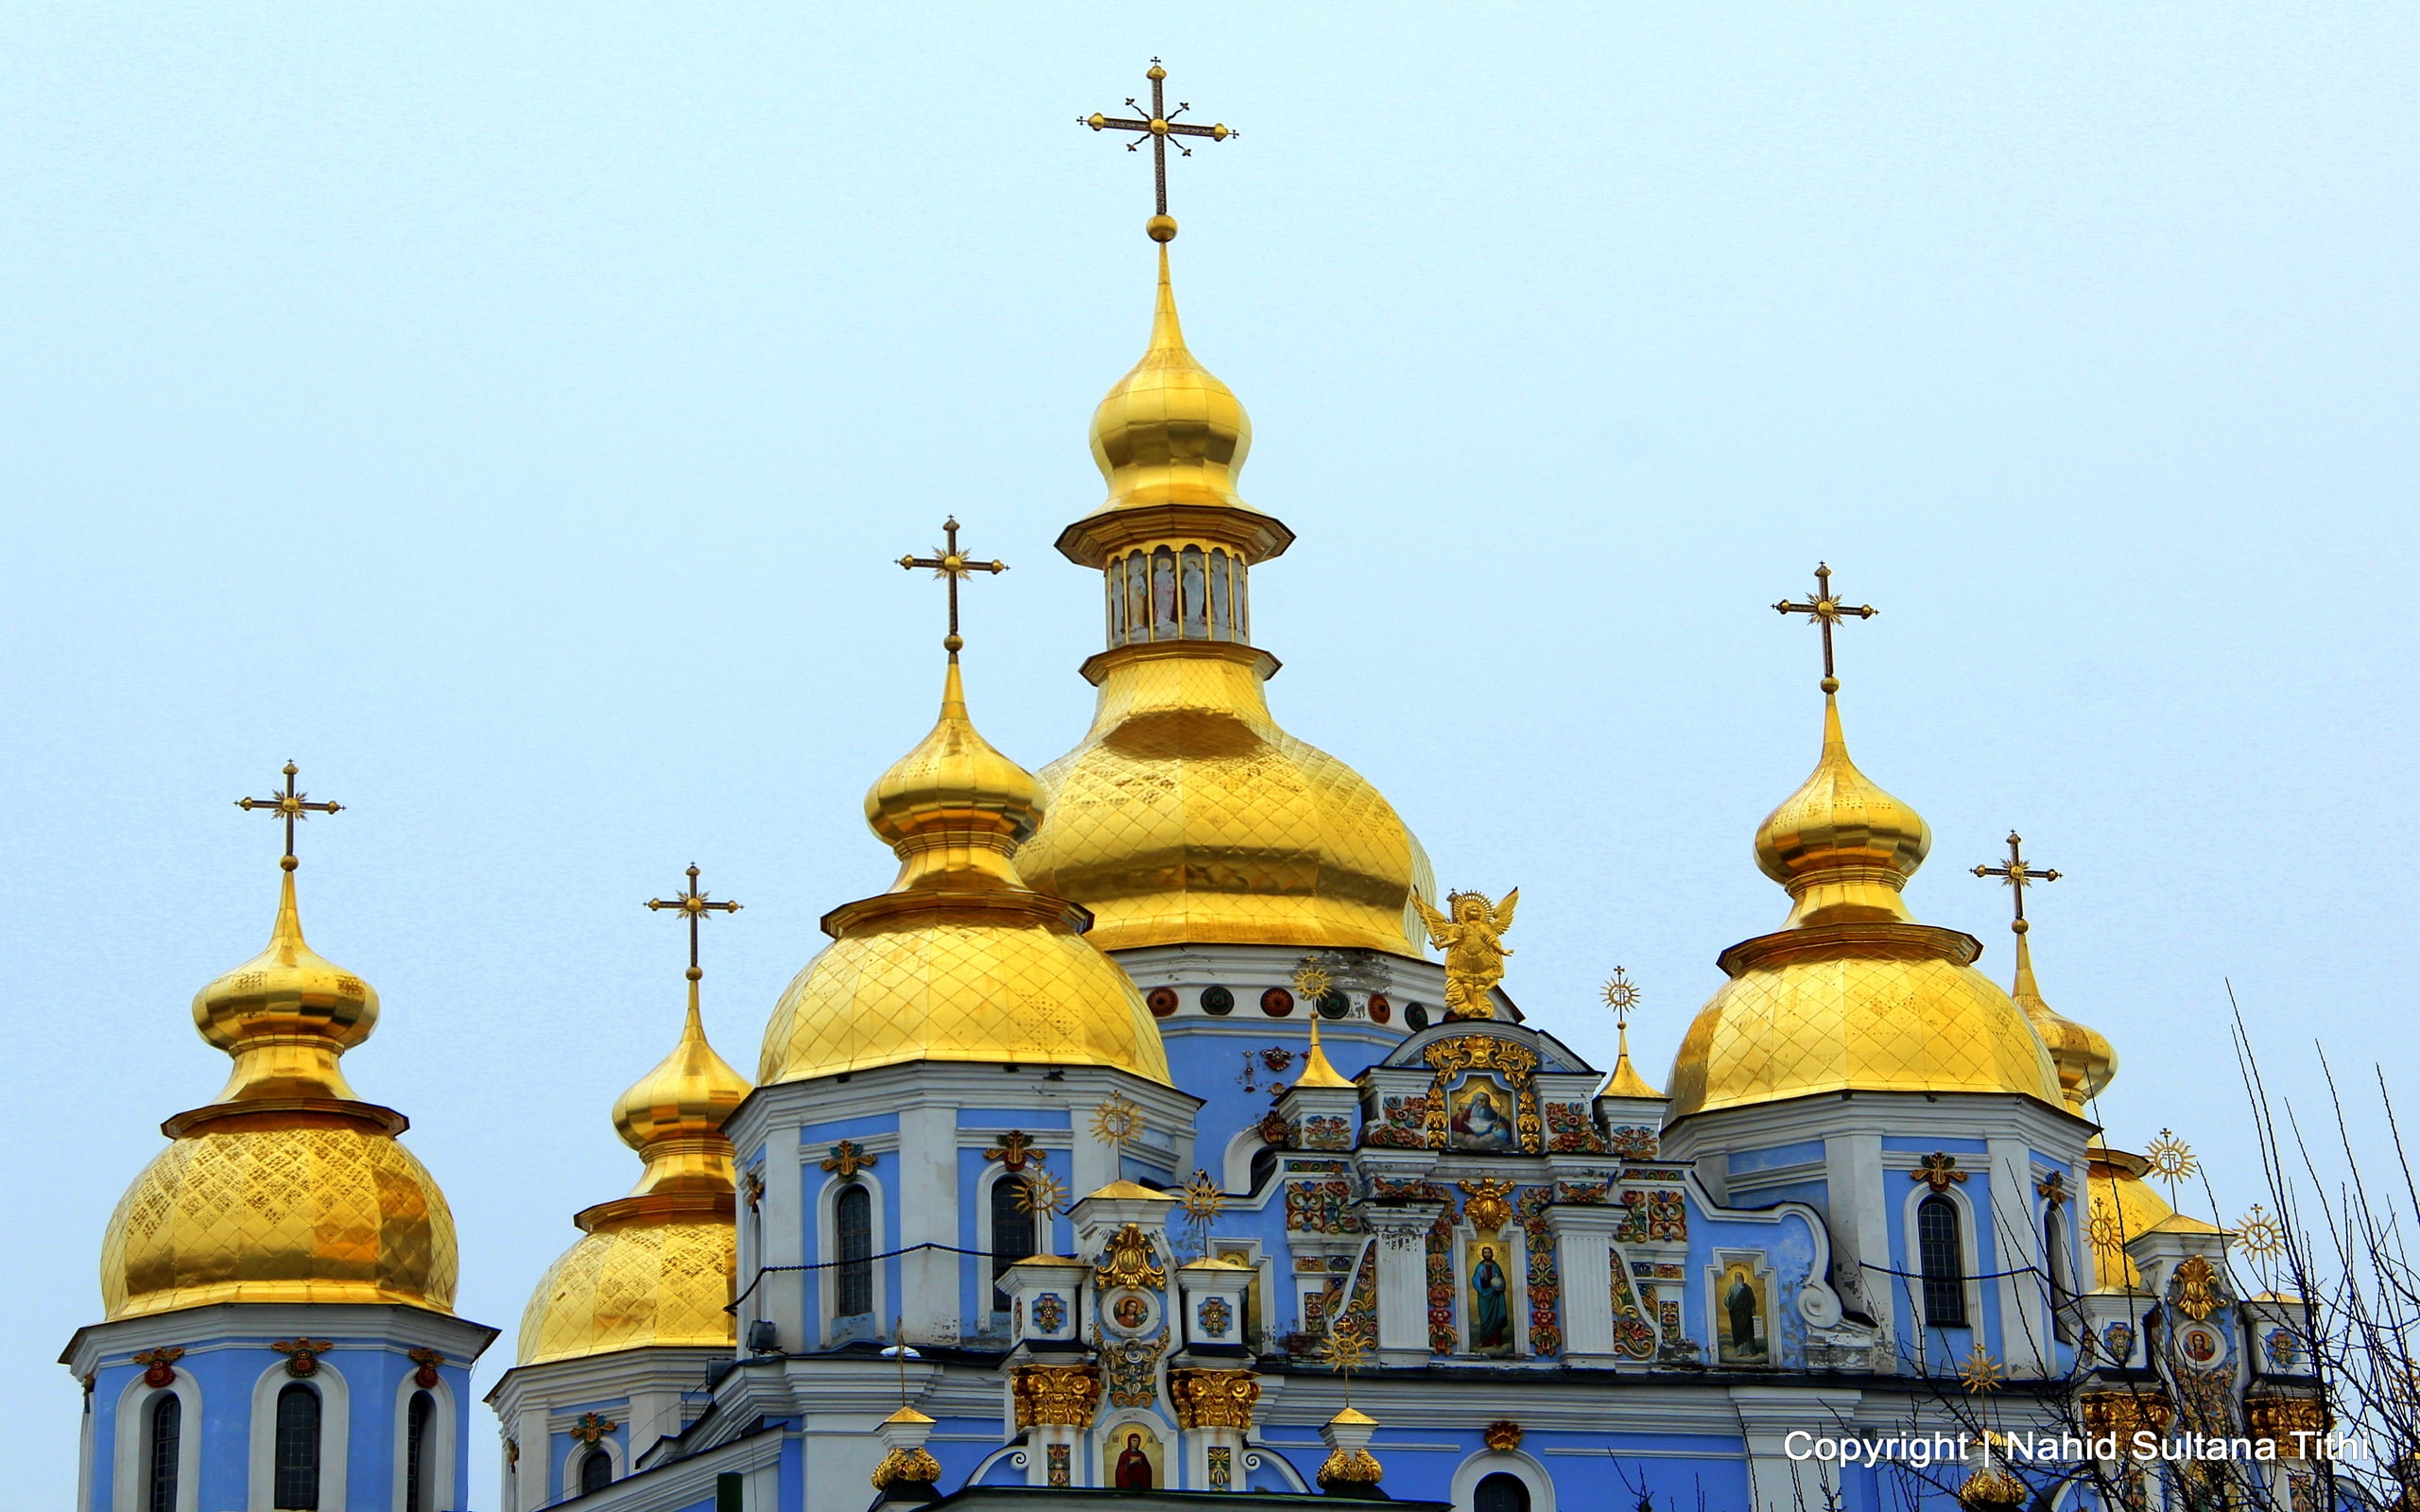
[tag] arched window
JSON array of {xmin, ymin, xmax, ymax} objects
[
  {"xmin": 146, "ymin": 1392, "xmax": 181, "ymax": 1512},
  {"xmin": 405, "ymin": 1390, "xmax": 434, "ymax": 1512},
  {"xmin": 579, "ymin": 1446, "xmax": 613, "ymax": 1497},
  {"xmin": 2044, "ymin": 1206, "xmax": 2076, "ymax": 1342},
  {"xmin": 272, "ymin": 1383, "xmax": 320, "ymax": 1509},
  {"xmin": 991, "ymin": 1174, "xmax": 1037, "ymax": 1313},
  {"xmin": 1248, "ymin": 1145, "xmax": 1280, "ymax": 1195},
  {"xmin": 1475, "ymin": 1470, "xmax": 1531, "ymax": 1512},
  {"xmin": 1917, "ymin": 1195, "xmax": 1967, "ymax": 1328},
  {"xmin": 836, "ymin": 1182, "xmax": 873, "ymax": 1318}
]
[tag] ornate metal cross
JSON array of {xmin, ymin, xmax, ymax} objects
[
  {"xmin": 1773, "ymin": 562, "xmax": 1876, "ymax": 694},
  {"xmin": 646, "ymin": 864, "xmax": 741, "ymax": 983},
  {"xmin": 1080, "ymin": 58, "xmax": 1236, "ymax": 242},
  {"xmin": 1971, "ymin": 831, "xmax": 2059, "ymax": 936},
  {"xmin": 236, "ymin": 762, "xmax": 341, "ymax": 869},
  {"xmin": 899, "ymin": 517, "xmax": 1005, "ymax": 657}
]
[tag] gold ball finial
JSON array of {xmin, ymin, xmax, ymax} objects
[
  {"xmin": 280, "ymin": 853, "xmax": 299, "ymax": 872},
  {"xmin": 1820, "ymin": 675, "xmax": 1841, "ymax": 694},
  {"xmin": 943, "ymin": 633, "xmax": 964, "ymax": 653},
  {"xmin": 686, "ymin": 966, "xmax": 702, "ymax": 982},
  {"xmin": 2012, "ymin": 917, "xmax": 2030, "ymax": 934},
  {"xmin": 1147, "ymin": 61, "xmax": 1167, "ymax": 80},
  {"xmin": 1146, "ymin": 214, "xmax": 1178, "ymax": 242}
]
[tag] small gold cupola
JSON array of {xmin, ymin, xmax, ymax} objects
[
  {"xmin": 516, "ymin": 866, "xmax": 753, "ymax": 1366},
  {"xmin": 1087, "ymin": 246, "xmax": 1255, "ymax": 519},
  {"xmin": 1666, "ymin": 573, "xmax": 2063, "ymax": 1120},
  {"xmin": 759, "ymin": 527, "xmax": 1173, "ymax": 1086},
  {"xmin": 1973, "ymin": 832, "xmax": 2117, "ymax": 1118},
  {"xmin": 101, "ymin": 765, "xmax": 458, "ymax": 1319}
]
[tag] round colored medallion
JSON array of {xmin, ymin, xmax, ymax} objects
[
  {"xmin": 1200, "ymin": 985, "xmax": 1235, "ymax": 1016},
  {"xmin": 1260, "ymin": 988, "xmax": 1293, "ymax": 1017},
  {"xmin": 1147, "ymin": 988, "xmax": 1179, "ymax": 1018}
]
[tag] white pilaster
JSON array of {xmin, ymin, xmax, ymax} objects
[
  {"xmin": 1824, "ymin": 1133, "xmax": 1891, "ymax": 1349},
  {"xmin": 899, "ymin": 1103, "xmax": 962, "ymax": 1344},
  {"xmin": 1358, "ymin": 1203, "xmax": 1444, "ymax": 1366},
  {"xmin": 1544, "ymin": 1205, "xmax": 1628, "ymax": 1367},
  {"xmin": 1987, "ymin": 1136, "xmax": 2047, "ymax": 1376},
  {"xmin": 758, "ymin": 1123, "xmax": 806, "ymax": 1355}
]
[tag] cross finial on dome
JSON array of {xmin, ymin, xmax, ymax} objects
[
  {"xmin": 1774, "ymin": 562, "xmax": 1877, "ymax": 694},
  {"xmin": 646, "ymin": 863, "xmax": 741, "ymax": 983},
  {"xmin": 1080, "ymin": 58, "xmax": 1237, "ymax": 243},
  {"xmin": 899, "ymin": 517, "xmax": 1006, "ymax": 659},
  {"xmin": 235, "ymin": 761, "xmax": 341, "ymax": 871},
  {"xmin": 1972, "ymin": 831, "xmax": 2060, "ymax": 937}
]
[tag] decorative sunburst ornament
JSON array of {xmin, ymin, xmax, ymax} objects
[
  {"xmin": 1292, "ymin": 965, "xmax": 1333, "ymax": 1002},
  {"xmin": 1317, "ymin": 1321, "xmax": 1371, "ymax": 1407},
  {"xmin": 2145, "ymin": 1129, "xmax": 2197, "ymax": 1184},
  {"xmin": 2086, "ymin": 1196, "xmax": 2126, "ymax": 1254},
  {"xmin": 1179, "ymin": 1167, "xmax": 1226, "ymax": 1261},
  {"xmin": 1958, "ymin": 1345, "xmax": 2005, "ymax": 1395},
  {"xmin": 2236, "ymin": 1204, "xmax": 2285, "ymax": 1260},
  {"xmin": 1092, "ymin": 1092, "xmax": 1145, "ymax": 1149},
  {"xmin": 1601, "ymin": 968, "xmax": 1640, "ymax": 1017},
  {"xmin": 1016, "ymin": 1167, "xmax": 1070, "ymax": 1217}
]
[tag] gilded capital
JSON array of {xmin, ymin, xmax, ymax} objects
[
  {"xmin": 2079, "ymin": 1390, "xmax": 2173, "ymax": 1440},
  {"xmin": 1168, "ymin": 1367, "xmax": 1260, "ymax": 1430},
  {"xmin": 1011, "ymin": 1364, "xmax": 1104, "ymax": 1430},
  {"xmin": 2247, "ymin": 1396, "xmax": 2327, "ymax": 1457}
]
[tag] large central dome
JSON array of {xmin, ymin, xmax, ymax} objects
[{"xmin": 1014, "ymin": 248, "xmax": 1434, "ymax": 954}]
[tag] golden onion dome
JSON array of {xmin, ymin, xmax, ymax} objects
[
  {"xmin": 1019, "ymin": 249, "xmax": 1435, "ymax": 954},
  {"xmin": 1086, "ymin": 245, "xmax": 1254, "ymax": 518},
  {"xmin": 1754, "ymin": 696, "xmax": 1931, "ymax": 926},
  {"xmin": 1668, "ymin": 695, "xmax": 2062, "ymax": 1120},
  {"xmin": 760, "ymin": 654, "xmax": 1172, "ymax": 1087},
  {"xmin": 101, "ymin": 864, "xmax": 458, "ymax": 1319},
  {"xmin": 519, "ymin": 988, "xmax": 751, "ymax": 1366}
]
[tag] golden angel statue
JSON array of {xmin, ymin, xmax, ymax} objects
[{"xmin": 1412, "ymin": 888, "xmax": 1518, "ymax": 1020}]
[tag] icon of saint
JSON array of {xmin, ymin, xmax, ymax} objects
[
  {"xmin": 1723, "ymin": 1269, "xmax": 1762, "ymax": 1360},
  {"xmin": 1471, "ymin": 1245, "xmax": 1511, "ymax": 1350},
  {"xmin": 1451, "ymin": 1088, "xmax": 1515, "ymax": 1151},
  {"xmin": 1115, "ymin": 1432, "xmax": 1153, "ymax": 1489}
]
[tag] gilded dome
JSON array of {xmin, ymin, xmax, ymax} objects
[
  {"xmin": 2083, "ymin": 1145, "xmax": 2173, "ymax": 1293},
  {"xmin": 519, "ymin": 988, "xmax": 750, "ymax": 1366},
  {"xmin": 1019, "ymin": 249, "xmax": 1434, "ymax": 954},
  {"xmin": 100, "ymin": 865, "xmax": 458, "ymax": 1318},
  {"xmin": 1668, "ymin": 696, "xmax": 2062, "ymax": 1120},
  {"xmin": 761, "ymin": 655, "xmax": 1172, "ymax": 1086}
]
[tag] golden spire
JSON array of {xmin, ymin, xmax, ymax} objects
[
  {"xmin": 1290, "ymin": 967, "xmax": 1354, "ymax": 1089},
  {"xmin": 1974, "ymin": 833, "xmax": 2115, "ymax": 1119},
  {"xmin": 1079, "ymin": 57, "xmax": 1236, "ymax": 245},
  {"xmin": 197, "ymin": 764, "xmax": 374, "ymax": 1106},
  {"xmin": 621, "ymin": 865, "xmax": 752, "ymax": 1197},
  {"xmin": 1599, "ymin": 968, "xmax": 1664, "ymax": 1099},
  {"xmin": 868, "ymin": 520, "xmax": 1039, "ymax": 894}
]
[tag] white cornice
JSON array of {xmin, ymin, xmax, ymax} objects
[{"xmin": 60, "ymin": 1303, "xmax": 497, "ymax": 1377}]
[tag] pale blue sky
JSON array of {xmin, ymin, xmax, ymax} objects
[{"xmin": 4, "ymin": 6, "xmax": 2414, "ymax": 1501}]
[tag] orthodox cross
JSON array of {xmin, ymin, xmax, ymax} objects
[
  {"xmin": 1080, "ymin": 58, "xmax": 1236, "ymax": 242},
  {"xmin": 1971, "ymin": 832, "xmax": 2059, "ymax": 936},
  {"xmin": 236, "ymin": 763, "xmax": 341, "ymax": 871},
  {"xmin": 1773, "ymin": 562, "xmax": 1876, "ymax": 694},
  {"xmin": 898, "ymin": 517, "xmax": 1005, "ymax": 658},
  {"xmin": 646, "ymin": 864, "xmax": 741, "ymax": 983}
]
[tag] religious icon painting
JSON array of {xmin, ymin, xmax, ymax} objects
[
  {"xmin": 1104, "ymin": 1421, "xmax": 1165, "ymax": 1490},
  {"xmin": 1107, "ymin": 1290, "xmax": 1153, "ymax": 1334},
  {"xmin": 1463, "ymin": 1238, "xmax": 1516, "ymax": 1354},
  {"xmin": 1446, "ymin": 1074, "xmax": 1520, "ymax": 1153},
  {"xmin": 2178, "ymin": 1323, "xmax": 2223, "ymax": 1366},
  {"xmin": 1714, "ymin": 1259, "xmax": 1771, "ymax": 1365}
]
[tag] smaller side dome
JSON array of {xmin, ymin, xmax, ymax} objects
[
  {"xmin": 2009, "ymin": 926, "xmax": 2118, "ymax": 1116},
  {"xmin": 1754, "ymin": 696, "xmax": 1930, "ymax": 927},
  {"xmin": 612, "ymin": 998, "xmax": 752, "ymax": 1195},
  {"xmin": 1085, "ymin": 245, "xmax": 1255, "ymax": 517},
  {"xmin": 864, "ymin": 658, "xmax": 1041, "ymax": 894}
]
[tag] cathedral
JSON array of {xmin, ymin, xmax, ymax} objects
[{"xmin": 63, "ymin": 65, "xmax": 2324, "ymax": 1512}]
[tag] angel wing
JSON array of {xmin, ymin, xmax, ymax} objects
[
  {"xmin": 1410, "ymin": 893, "xmax": 1453, "ymax": 945},
  {"xmin": 1490, "ymin": 888, "xmax": 1519, "ymax": 936}
]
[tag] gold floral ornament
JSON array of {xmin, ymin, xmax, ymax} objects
[
  {"xmin": 1959, "ymin": 1345, "xmax": 2005, "ymax": 1395},
  {"xmin": 270, "ymin": 1338, "xmax": 334, "ymax": 1378},
  {"xmin": 2171, "ymin": 1255, "xmax": 2222, "ymax": 1321},
  {"xmin": 985, "ymin": 1130, "xmax": 1039, "ymax": 1171},
  {"xmin": 1096, "ymin": 1223, "xmax": 1167, "ymax": 1290},
  {"xmin": 1413, "ymin": 889, "xmax": 1517, "ymax": 1021},
  {"xmin": 821, "ymin": 1140, "xmax": 878, "ymax": 1177},
  {"xmin": 1092, "ymin": 1092, "xmax": 1146, "ymax": 1150},
  {"xmin": 569, "ymin": 1411, "xmax": 616, "ymax": 1445},
  {"xmin": 2236, "ymin": 1204, "xmax": 2286, "ymax": 1260},
  {"xmin": 1911, "ymin": 1153, "xmax": 1969, "ymax": 1193},
  {"xmin": 1458, "ymin": 1177, "xmax": 1517, "ymax": 1237},
  {"xmin": 2034, "ymin": 1171, "xmax": 2068, "ymax": 1207},
  {"xmin": 1017, "ymin": 1165, "xmax": 1071, "ymax": 1218},
  {"xmin": 1483, "ymin": 1420, "xmax": 1524, "ymax": 1452}
]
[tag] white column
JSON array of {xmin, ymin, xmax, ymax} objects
[
  {"xmin": 1824, "ymin": 1133, "xmax": 1892, "ymax": 1350},
  {"xmin": 1988, "ymin": 1136, "xmax": 2048, "ymax": 1376},
  {"xmin": 900, "ymin": 1103, "xmax": 963, "ymax": 1345},
  {"xmin": 1545, "ymin": 1206, "xmax": 1628, "ymax": 1367},
  {"xmin": 1360, "ymin": 1203, "xmax": 1444, "ymax": 1366},
  {"xmin": 759, "ymin": 1122, "xmax": 807, "ymax": 1353},
  {"xmin": 629, "ymin": 1387, "xmax": 678, "ymax": 1466},
  {"xmin": 511, "ymin": 1404, "xmax": 550, "ymax": 1512}
]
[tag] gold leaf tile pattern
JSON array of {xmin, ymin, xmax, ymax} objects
[
  {"xmin": 101, "ymin": 1121, "xmax": 456, "ymax": 1318},
  {"xmin": 1019, "ymin": 644, "xmax": 1434, "ymax": 954},
  {"xmin": 517, "ymin": 1220, "xmax": 735, "ymax": 1365}
]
